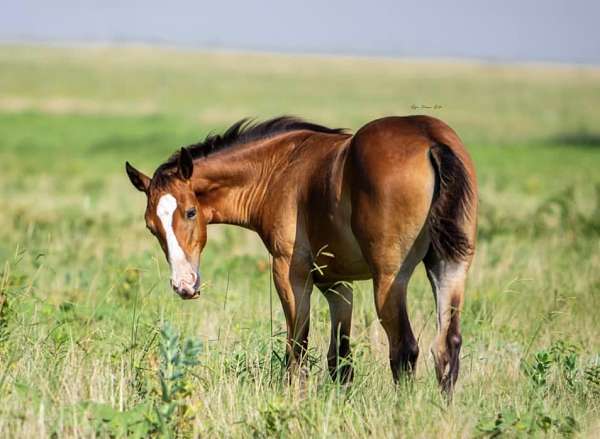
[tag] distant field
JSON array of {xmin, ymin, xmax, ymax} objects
[{"xmin": 0, "ymin": 45, "xmax": 599, "ymax": 437}]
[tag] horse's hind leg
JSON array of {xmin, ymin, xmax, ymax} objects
[
  {"xmin": 351, "ymin": 181, "xmax": 433, "ymax": 381},
  {"xmin": 355, "ymin": 218, "xmax": 430, "ymax": 382},
  {"xmin": 318, "ymin": 282, "xmax": 354, "ymax": 383},
  {"xmin": 373, "ymin": 270, "xmax": 420, "ymax": 381},
  {"xmin": 424, "ymin": 249, "xmax": 470, "ymax": 394},
  {"xmin": 352, "ymin": 225, "xmax": 429, "ymax": 381}
]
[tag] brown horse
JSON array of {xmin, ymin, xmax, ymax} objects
[{"xmin": 125, "ymin": 115, "xmax": 477, "ymax": 392}]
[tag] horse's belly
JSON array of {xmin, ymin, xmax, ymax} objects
[{"xmin": 310, "ymin": 220, "xmax": 371, "ymax": 283}]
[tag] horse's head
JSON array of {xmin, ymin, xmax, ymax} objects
[{"xmin": 125, "ymin": 148, "xmax": 206, "ymax": 299}]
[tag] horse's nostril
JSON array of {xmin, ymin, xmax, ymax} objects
[{"xmin": 171, "ymin": 280, "xmax": 183, "ymax": 294}]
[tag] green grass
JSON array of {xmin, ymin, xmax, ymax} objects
[{"xmin": 0, "ymin": 44, "xmax": 599, "ymax": 437}]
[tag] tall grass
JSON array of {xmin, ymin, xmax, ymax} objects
[{"xmin": 0, "ymin": 45, "xmax": 599, "ymax": 437}]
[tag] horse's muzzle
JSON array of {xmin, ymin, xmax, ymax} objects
[{"xmin": 171, "ymin": 271, "xmax": 200, "ymax": 300}]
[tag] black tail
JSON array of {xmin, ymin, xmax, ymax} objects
[{"xmin": 427, "ymin": 143, "xmax": 474, "ymax": 262}]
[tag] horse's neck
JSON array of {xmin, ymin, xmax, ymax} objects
[{"xmin": 190, "ymin": 141, "xmax": 284, "ymax": 231}]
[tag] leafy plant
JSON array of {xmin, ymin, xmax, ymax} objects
[
  {"xmin": 549, "ymin": 340, "xmax": 579, "ymax": 390},
  {"xmin": 248, "ymin": 399, "xmax": 312, "ymax": 438},
  {"xmin": 522, "ymin": 340, "xmax": 581, "ymax": 392},
  {"xmin": 583, "ymin": 361, "xmax": 600, "ymax": 396},
  {"xmin": 478, "ymin": 340, "xmax": 599, "ymax": 437},
  {"xmin": 522, "ymin": 350, "xmax": 553, "ymax": 388},
  {"xmin": 83, "ymin": 321, "xmax": 202, "ymax": 438},
  {"xmin": 80, "ymin": 401, "xmax": 155, "ymax": 438},
  {"xmin": 155, "ymin": 322, "xmax": 203, "ymax": 432},
  {"xmin": 476, "ymin": 407, "xmax": 578, "ymax": 437}
]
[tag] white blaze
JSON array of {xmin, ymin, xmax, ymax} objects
[{"xmin": 156, "ymin": 194, "xmax": 195, "ymax": 289}]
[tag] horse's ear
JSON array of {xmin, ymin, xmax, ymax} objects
[
  {"xmin": 178, "ymin": 147, "xmax": 194, "ymax": 180},
  {"xmin": 125, "ymin": 162, "xmax": 150, "ymax": 193}
]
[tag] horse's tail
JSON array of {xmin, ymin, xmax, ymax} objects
[{"xmin": 427, "ymin": 142, "xmax": 474, "ymax": 262}]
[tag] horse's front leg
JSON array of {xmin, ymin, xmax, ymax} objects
[{"xmin": 272, "ymin": 254, "xmax": 313, "ymax": 381}]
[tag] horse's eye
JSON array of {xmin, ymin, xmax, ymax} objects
[{"xmin": 186, "ymin": 208, "xmax": 197, "ymax": 220}]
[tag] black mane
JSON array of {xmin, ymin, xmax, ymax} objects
[{"xmin": 153, "ymin": 116, "xmax": 347, "ymax": 182}]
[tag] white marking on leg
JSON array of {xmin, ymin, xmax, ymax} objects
[{"xmin": 157, "ymin": 194, "xmax": 195, "ymax": 289}]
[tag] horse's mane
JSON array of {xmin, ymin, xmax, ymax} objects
[{"xmin": 153, "ymin": 116, "xmax": 347, "ymax": 181}]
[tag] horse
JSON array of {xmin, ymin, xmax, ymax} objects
[{"xmin": 125, "ymin": 115, "xmax": 477, "ymax": 393}]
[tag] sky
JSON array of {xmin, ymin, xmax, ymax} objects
[{"xmin": 2, "ymin": 0, "xmax": 599, "ymax": 64}]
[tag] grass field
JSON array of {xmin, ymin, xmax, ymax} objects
[{"xmin": 0, "ymin": 44, "xmax": 599, "ymax": 437}]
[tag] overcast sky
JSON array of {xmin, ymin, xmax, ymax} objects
[{"xmin": 2, "ymin": 0, "xmax": 599, "ymax": 64}]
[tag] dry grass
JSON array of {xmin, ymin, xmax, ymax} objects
[{"xmin": 0, "ymin": 44, "xmax": 599, "ymax": 437}]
